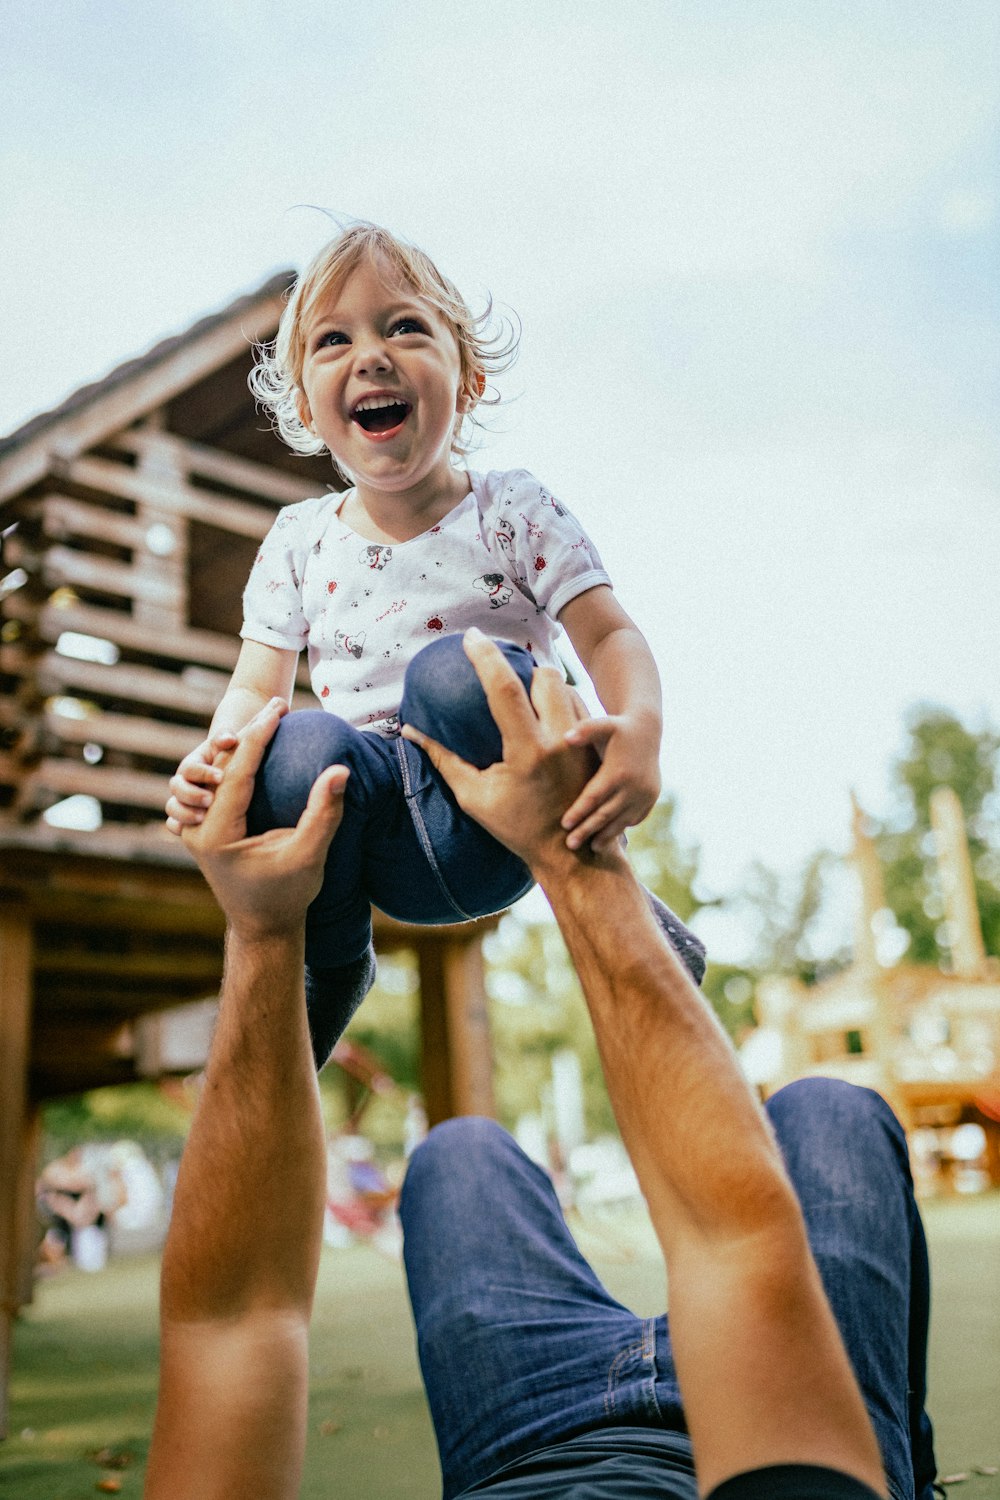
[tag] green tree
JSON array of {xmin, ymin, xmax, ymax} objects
[{"xmin": 877, "ymin": 706, "xmax": 1000, "ymax": 966}]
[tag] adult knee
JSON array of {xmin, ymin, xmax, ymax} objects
[
  {"xmin": 768, "ymin": 1077, "xmax": 909, "ymax": 1188},
  {"xmin": 770, "ymin": 1076, "xmax": 901, "ymax": 1136},
  {"xmin": 401, "ymin": 635, "xmax": 534, "ymax": 768},
  {"xmin": 401, "ymin": 1117, "xmax": 511, "ymax": 1219}
]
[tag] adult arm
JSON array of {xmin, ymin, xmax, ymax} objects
[
  {"xmin": 145, "ymin": 700, "xmax": 347, "ymax": 1500},
  {"xmin": 403, "ymin": 632, "xmax": 886, "ymax": 1498}
]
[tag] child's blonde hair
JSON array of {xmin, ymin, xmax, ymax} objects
[{"xmin": 250, "ymin": 222, "xmax": 518, "ymax": 460}]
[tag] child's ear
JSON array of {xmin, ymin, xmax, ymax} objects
[
  {"xmin": 458, "ymin": 370, "xmax": 486, "ymax": 413},
  {"xmin": 296, "ymin": 393, "xmax": 314, "ymax": 433}
]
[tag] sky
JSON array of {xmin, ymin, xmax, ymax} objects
[{"xmin": 4, "ymin": 1, "xmax": 998, "ymax": 958}]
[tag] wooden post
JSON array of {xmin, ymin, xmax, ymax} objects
[
  {"xmin": 418, "ymin": 933, "xmax": 496, "ymax": 1127},
  {"xmin": 0, "ymin": 907, "xmax": 33, "ymax": 1440}
]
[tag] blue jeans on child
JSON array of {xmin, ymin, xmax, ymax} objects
[
  {"xmin": 247, "ymin": 635, "xmax": 706, "ymax": 1066},
  {"xmin": 400, "ymin": 1079, "xmax": 936, "ymax": 1500}
]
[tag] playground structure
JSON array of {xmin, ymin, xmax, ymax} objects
[
  {"xmin": 747, "ymin": 788, "xmax": 1000, "ymax": 1187},
  {"xmin": 0, "ymin": 275, "xmax": 499, "ymax": 1432}
]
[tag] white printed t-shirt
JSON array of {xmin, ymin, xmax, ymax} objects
[{"xmin": 240, "ymin": 468, "xmax": 611, "ymax": 737}]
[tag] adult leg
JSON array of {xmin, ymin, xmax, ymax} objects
[
  {"xmin": 398, "ymin": 635, "xmax": 706, "ymax": 983},
  {"xmin": 766, "ymin": 1079, "xmax": 936, "ymax": 1500},
  {"xmin": 400, "ymin": 1116, "xmax": 686, "ymax": 1499}
]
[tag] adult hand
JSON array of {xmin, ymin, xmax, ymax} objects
[
  {"xmin": 182, "ymin": 697, "xmax": 348, "ymax": 940},
  {"xmin": 401, "ymin": 628, "xmax": 604, "ymax": 873}
]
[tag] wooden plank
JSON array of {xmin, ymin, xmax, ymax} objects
[
  {"xmin": 34, "ymin": 946, "xmax": 223, "ymax": 980},
  {"xmin": 0, "ymin": 907, "xmax": 32, "ymax": 1439},
  {"xmin": 41, "ymin": 542, "xmax": 182, "ymax": 608},
  {"xmin": 24, "ymin": 757, "xmax": 172, "ymax": 810},
  {"xmin": 44, "ymin": 708, "xmax": 198, "ymax": 761},
  {"xmin": 0, "ymin": 287, "xmax": 288, "ymax": 502},
  {"xmin": 116, "ymin": 430, "xmax": 320, "ymax": 506},
  {"xmin": 28, "ymin": 649, "xmax": 219, "ymax": 716},
  {"xmin": 41, "ymin": 495, "xmax": 145, "ymax": 551},
  {"xmin": 0, "ymin": 819, "xmax": 197, "ymax": 867},
  {"xmin": 4, "ymin": 593, "xmax": 243, "ymax": 673},
  {"xmin": 70, "ymin": 455, "xmax": 278, "ymax": 540}
]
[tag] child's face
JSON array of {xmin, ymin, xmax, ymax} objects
[{"xmin": 298, "ymin": 255, "xmax": 469, "ymax": 502}]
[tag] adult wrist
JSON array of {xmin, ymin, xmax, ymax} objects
[
  {"xmin": 225, "ymin": 920, "xmax": 306, "ymax": 956},
  {"xmin": 530, "ymin": 837, "xmax": 630, "ymax": 896}
]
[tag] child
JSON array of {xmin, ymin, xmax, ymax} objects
[{"xmin": 166, "ymin": 223, "xmax": 705, "ymax": 1065}]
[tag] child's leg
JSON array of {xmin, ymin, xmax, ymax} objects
[
  {"xmin": 398, "ymin": 635, "xmax": 707, "ymax": 984},
  {"xmin": 247, "ymin": 711, "xmax": 417, "ymax": 1066}
]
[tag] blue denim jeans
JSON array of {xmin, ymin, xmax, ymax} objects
[
  {"xmin": 247, "ymin": 635, "xmax": 538, "ymax": 969},
  {"xmin": 400, "ymin": 1079, "xmax": 936, "ymax": 1500}
]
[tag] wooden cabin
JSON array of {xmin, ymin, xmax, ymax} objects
[
  {"xmin": 0, "ymin": 274, "xmax": 498, "ymax": 1431},
  {"xmin": 745, "ymin": 789, "xmax": 1000, "ymax": 1187}
]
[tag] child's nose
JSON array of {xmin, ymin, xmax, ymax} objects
[{"xmin": 353, "ymin": 336, "xmax": 392, "ymax": 376}]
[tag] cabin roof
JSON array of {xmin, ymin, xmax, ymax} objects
[{"xmin": 0, "ymin": 270, "xmax": 295, "ymax": 461}]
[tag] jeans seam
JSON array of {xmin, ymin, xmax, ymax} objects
[
  {"xmin": 395, "ymin": 739, "xmax": 475, "ymax": 921},
  {"xmin": 603, "ymin": 1339, "xmax": 646, "ymax": 1418}
]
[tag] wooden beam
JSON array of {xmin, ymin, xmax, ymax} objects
[
  {"xmin": 5, "ymin": 594, "xmax": 243, "ymax": 673},
  {"xmin": 418, "ymin": 933, "xmax": 495, "ymax": 1126},
  {"xmin": 39, "ymin": 543, "xmax": 182, "ymax": 610},
  {"xmin": 43, "ymin": 708, "xmax": 198, "ymax": 762},
  {"xmin": 23, "ymin": 757, "xmax": 174, "ymax": 812},
  {"xmin": 26, "ymin": 649, "xmax": 219, "ymax": 717},
  {"xmin": 34, "ymin": 946, "xmax": 223, "ymax": 981},
  {"xmin": 0, "ymin": 819, "xmax": 196, "ymax": 866},
  {"xmin": 115, "ymin": 430, "xmax": 320, "ymax": 506},
  {"xmin": 0, "ymin": 907, "xmax": 32, "ymax": 1439},
  {"xmin": 41, "ymin": 495, "xmax": 147, "ymax": 551},
  {"xmin": 15, "ymin": 1108, "xmax": 41, "ymax": 1310},
  {"xmin": 70, "ymin": 456, "xmax": 278, "ymax": 541}
]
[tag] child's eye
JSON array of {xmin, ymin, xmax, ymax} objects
[
  {"xmin": 391, "ymin": 317, "xmax": 426, "ymax": 336},
  {"xmin": 316, "ymin": 329, "xmax": 348, "ymax": 349}
]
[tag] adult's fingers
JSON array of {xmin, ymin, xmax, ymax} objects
[
  {"xmin": 400, "ymin": 724, "xmax": 481, "ymax": 806},
  {"xmin": 528, "ymin": 665, "xmax": 579, "ymax": 740},
  {"xmin": 293, "ymin": 765, "xmax": 350, "ymax": 863},
  {"xmin": 462, "ymin": 629, "xmax": 538, "ymax": 750},
  {"xmin": 564, "ymin": 716, "xmax": 616, "ymax": 750},
  {"xmin": 208, "ymin": 700, "xmax": 287, "ymax": 816}
]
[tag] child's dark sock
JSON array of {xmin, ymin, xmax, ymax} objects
[
  {"xmin": 304, "ymin": 944, "xmax": 377, "ymax": 1070},
  {"xmin": 645, "ymin": 891, "xmax": 707, "ymax": 985}
]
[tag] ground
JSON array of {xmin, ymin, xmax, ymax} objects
[{"xmin": 4, "ymin": 1195, "xmax": 999, "ymax": 1498}]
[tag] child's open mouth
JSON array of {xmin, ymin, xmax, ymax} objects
[{"xmin": 351, "ymin": 396, "xmax": 412, "ymax": 437}]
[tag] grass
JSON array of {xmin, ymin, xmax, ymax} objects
[{"xmin": 4, "ymin": 1194, "xmax": 999, "ymax": 1499}]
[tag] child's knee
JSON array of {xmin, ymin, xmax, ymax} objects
[
  {"xmin": 249, "ymin": 710, "xmax": 360, "ymax": 827},
  {"xmin": 401, "ymin": 634, "xmax": 534, "ymax": 768}
]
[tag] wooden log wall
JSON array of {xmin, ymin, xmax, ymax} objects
[{"xmin": 1, "ymin": 427, "xmax": 317, "ymax": 849}]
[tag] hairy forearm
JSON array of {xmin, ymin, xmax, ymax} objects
[
  {"xmin": 533, "ymin": 846, "xmax": 798, "ymax": 1251},
  {"xmin": 160, "ymin": 929, "xmax": 326, "ymax": 1323}
]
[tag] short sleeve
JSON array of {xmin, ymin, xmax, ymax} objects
[
  {"xmin": 475, "ymin": 469, "xmax": 612, "ymax": 619},
  {"xmin": 240, "ymin": 505, "xmax": 311, "ymax": 651}
]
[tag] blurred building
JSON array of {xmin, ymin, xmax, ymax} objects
[{"xmin": 744, "ymin": 787, "xmax": 1000, "ymax": 1187}]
